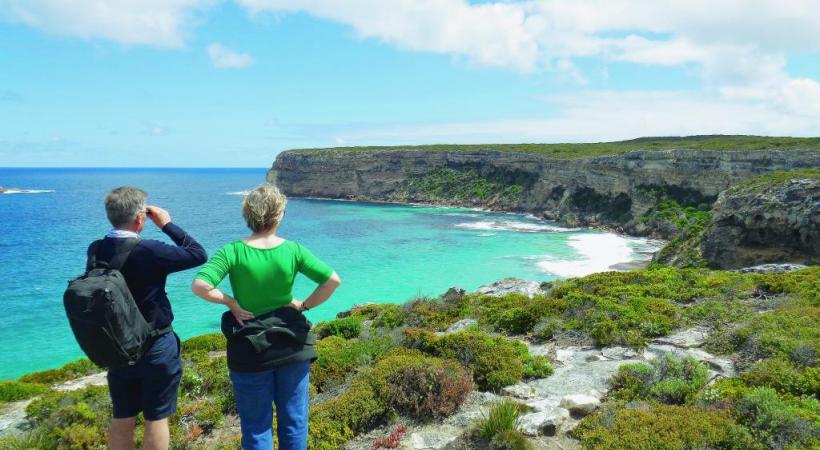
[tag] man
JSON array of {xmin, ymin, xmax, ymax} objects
[{"xmin": 89, "ymin": 187, "xmax": 207, "ymax": 450}]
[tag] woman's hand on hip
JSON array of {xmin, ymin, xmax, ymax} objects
[
  {"xmin": 288, "ymin": 299, "xmax": 304, "ymax": 312},
  {"xmin": 228, "ymin": 300, "xmax": 254, "ymax": 326}
]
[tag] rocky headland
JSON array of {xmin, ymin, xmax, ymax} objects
[{"xmin": 268, "ymin": 136, "xmax": 819, "ymax": 269}]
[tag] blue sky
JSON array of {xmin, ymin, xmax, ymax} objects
[{"xmin": 1, "ymin": 1, "xmax": 819, "ymax": 167}]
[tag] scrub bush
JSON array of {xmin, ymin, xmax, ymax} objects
[
  {"xmin": 19, "ymin": 359, "xmax": 98, "ymax": 385},
  {"xmin": 312, "ymin": 336, "xmax": 394, "ymax": 391},
  {"xmin": 609, "ymin": 355, "xmax": 709, "ymax": 404},
  {"xmin": 0, "ymin": 380, "xmax": 50, "ymax": 402},
  {"xmin": 350, "ymin": 303, "xmax": 406, "ymax": 329},
  {"xmin": 741, "ymin": 358, "xmax": 820, "ymax": 397},
  {"xmin": 573, "ymin": 403, "xmax": 759, "ymax": 450},
  {"xmin": 530, "ymin": 316, "xmax": 563, "ymax": 342},
  {"xmin": 474, "ymin": 399, "xmax": 533, "ymax": 450},
  {"xmin": 24, "ymin": 385, "xmax": 111, "ymax": 450},
  {"xmin": 401, "ymin": 297, "xmax": 465, "ymax": 331},
  {"xmin": 181, "ymin": 333, "xmax": 226, "ymax": 353},
  {"xmin": 384, "ymin": 361, "xmax": 473, "ymax": 420},
  {"xmin": 403, "ymin": 328, "xmax": 528, "ymax": 390},
  {"xmin": 734, "ymin": 387, "xmax": 820, "ymax": 450},
  {"xmin": 314, "ymin": 316, "xmax": 364, "ymax": 339}
]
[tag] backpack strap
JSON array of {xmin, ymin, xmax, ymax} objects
[
  {"xmin": 87, "ymin": 240, "xmax": 102, "ymax": 271},
  {"xmin": 107, "ymin": 238, "xmax": 141, "ymax": 271}
]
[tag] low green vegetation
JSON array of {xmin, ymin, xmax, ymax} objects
[
  {"xmin": 3, "ymin": 265, "xmax": 818, "ymax": 450},
  {"xmin": 397, "ymin": 167, "xmax": 524, "ymax": 203},
  {"xmin": 18, "ymin": 358, "xmax": 98, "ymax": 385},
  {"xmin": 312, "ymin": 316, "xmax": 364, "ymax": 339},
  {"xmin": 474, "ymin": 400, "xmax": 534, "ymax": 450},
  {"xmin": 288, "ymin": 135, "xmax": 820, "ymax": 159},
  {"xmin": 729, "ymin": 167, "xmax": 820, "ymax": 193},
  {"xmin": 609, "ymin": 355, "xmax": 709, "ymax": 404},
  {"xmin": 0, "ymin": 380, "xmax": 50, "ymax": 402}
]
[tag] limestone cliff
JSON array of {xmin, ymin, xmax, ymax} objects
[{"xmin": 268, "ymin": 146, "xmax": 819, "ymax": 238}]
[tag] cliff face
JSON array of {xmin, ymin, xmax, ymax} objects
[
  {"xmin": 701, "ymin": 177, "xmax": 819, "ymax": 268},
  {"xmin": 269, "ymin": 148, "xmax": 819, "ymax": 237}
]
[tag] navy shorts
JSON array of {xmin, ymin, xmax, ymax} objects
[{"xmin": 107, "ymin": 332, "xmax": 182, "ymax": 421}]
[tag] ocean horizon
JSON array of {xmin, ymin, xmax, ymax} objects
[{"xmin": 0, "ymin": 167, "xmax": 661, "ymax": 380}]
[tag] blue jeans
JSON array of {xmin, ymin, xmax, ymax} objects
[{"xmin": 229, "ymin": 360, "xmax": 311, "ymax": 450}]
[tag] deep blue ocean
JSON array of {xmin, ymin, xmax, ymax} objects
[{"xmin": 0, "ymin": 168, "xmax": 660, "ymax": 379}]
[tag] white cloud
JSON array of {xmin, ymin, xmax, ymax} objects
[
  {"xmin": 315, "ymin": 90, "xmax": 819, "ymax": 145},
  {"xmin": 238, "ymin": 0, "xmax": 541, "ymax": 72},
  {"xmin": 207, "ymin": 43, "xmax": 254, "ymax": 68},
  {"xmin": 0, "ymin": 0, "xmax": 211, "ymax": 47}
]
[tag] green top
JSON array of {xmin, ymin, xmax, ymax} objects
[{"xmin": 195, "ymin": 240, "xmax": 334, "ymax": 315}]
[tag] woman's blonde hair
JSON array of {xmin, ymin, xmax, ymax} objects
[{"xmin": 242, "ymin": 184, "xmax": 288, "ymax": 233}]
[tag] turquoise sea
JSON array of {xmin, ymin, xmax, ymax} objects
[{"xmin": 0, "ymin": 168, "xmax": 660, "ymax": 380}]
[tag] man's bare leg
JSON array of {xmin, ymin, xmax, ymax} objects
[
  {"xmin": 143, "ymin": 418, "xmax": 170, "ymax": 450},
  {"xmin": 109, "ymin": 417, "xmax": 137, "ymax": 450}
]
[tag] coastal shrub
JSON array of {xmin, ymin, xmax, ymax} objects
[
  {"xmin": 0, "ymin": 429, "xmax": 54, "ymax": 450},
  {"xmin": 490, "ymin": 430, "xmax": 534, "ymax": 450},
  {"xmin": 401, "ymin": 167, "xmax": 524, "ymax": 203},
  {"xmin": 380, "ymin": 352, "xmax": 473, "ymax": 420},
  {"xmin": 715, "ymin": 304, "xmax": 820, "ymax": 365},
  {"xmin": 314, "ymin": 316, "xmax": 364, "ymax": 339},
  {"xmin": 549, "ymin": 267, "xmax": 755, "ymax": 346},
  {"xmin": 312, "ymin": 335, "xmax": 394, "ymax": 391},
  {"xmin": 741, "ymin": 358, "xmax": 820, "ymax": 397},
  {"xmin": 19, "ymin": 358, "xmax": 98, "ymax": 385},
  {"xmin": 403, "ymin": 328, "xmax": 527, "ymax": 390},
  {"xmin": 346, "ymin": 303, "xmax": 406, "ymax": 329},
  {"xmin": 573, "ymin": 403, "xmax": 759, "ymax": 450},
  {"xmin": 609, "ymin": 355, "xmax": 709, "ymax": 404},
  {"xmin": 734, "ymin": 387, "xmax": 820, "ymax": 450},
  {"xmin": 401, "ymin": 297, "xmax": 465, "ymax": 331},
  {"xmin": 0, "ymin": 380, "xmax": 50, "ymax": 402},
  {"xmin": 179, "ymin": 354, "xmax": 231, "ymax": 401},
  {"xmin": 530, "ymin": 316, "xmax": 563, "ymax": 342},
  {"xmin": 309, "ymin": 349, "xmax": 463, "ymax": 450},
  {"xmin": 181, "ymin": 333, "xmax": 226, "ymax": 353},
  {"xmin": 24, "ymin": 385, "xmax": 111, "ymax": 450}
]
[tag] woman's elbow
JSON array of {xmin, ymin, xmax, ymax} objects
[
  {"xmin": 191, "ymin": 279, "xmax": 210, "ymax": 297},
  {"xmin": 326, "ymin": 272, "xmax": 341, "ymax": 288}
]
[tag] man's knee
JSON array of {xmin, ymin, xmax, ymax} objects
[{"xmin": 111, "ymin": 416, "xmax": 137, "ymax": 433}]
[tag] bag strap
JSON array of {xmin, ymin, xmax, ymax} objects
[
  {"xmin": 95, "ymin": 238, "xmax": 141, "ymax": 271},
  {"xmin": 109, "ymin": 238, "xmax": 141, "ymax": 270}
]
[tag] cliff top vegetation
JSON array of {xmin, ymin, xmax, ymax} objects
[{"xmin": 285, "ymin": 135, "xmax": 820, "ymax": 159}]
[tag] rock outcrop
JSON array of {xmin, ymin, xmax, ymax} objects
[
  {"xmin": 701, "ymin": 177, "xmax": 819, "ymax": 268},
  {"xmin": 269, "ymin": 147, "xmax": 818, "ymax": 237}
]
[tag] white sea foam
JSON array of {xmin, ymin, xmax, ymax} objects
[
  {"xmin": 537, "ymin": 234, "xmax": 649, "ymax": 278},
  {"xmin": 1, "ymin": 189, "xmax": 55, "ymax": 195},
  {"xmin": 226, "ymin": 191, "xmax": 250, "ymax": 196},
  {"xmin": 455, "ymin": 220, "xmax": 577, "ymax": 233}
]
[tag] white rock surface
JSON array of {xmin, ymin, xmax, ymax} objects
[
  {"xmin": 559, "ymin": 394, "xmax": 601, "ymax": 417},
  {"xmin": 476, "ymin": 278, "xmax": 542, "ymax": 298},
  {"xmin": 519, "ymin": 407, "xmax": 570, "ymax": 436},
  {"xmin": 655, "ymin": 327, "xmax": 709, "ymax": 348},
  {"xmin": 502, "ymin": 382, "xmax": 536, "ymax": 399},
  {"xmin": 409, "ymin": 430, "xmax": 459, "ymax": 449},
  {"xmin": 444, "ymin": 319, "xmax": 478, "ymax": 334}
]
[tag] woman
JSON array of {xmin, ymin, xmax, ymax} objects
[{"xmin": 191, "ymin": 184, "xmax": 341, "ymax": 450}]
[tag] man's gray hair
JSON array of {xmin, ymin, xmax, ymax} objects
[{"xmin": 105, "ymin": 187, "xmax": 147, "ymax": 228}]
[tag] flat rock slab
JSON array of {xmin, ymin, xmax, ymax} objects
[
  {"xmin": 519, "ymin": 407, "xmax": 570, "ymax": 436},
  {"xmin": 655, "ymin": 327, "xmax": 709, "ymax": 348},
  {"xmin": 560, "ymin": 394, "xmax": 601, "ymax": 417},
  {"xmin": 476, "ymin": 278, "xmax": 542, "ymax": 298},
  {"xmin": 53, "ymin": 371, "xmax": 108, "ymax": 392},
  {"xmin": 409, "ymin": 429, "xmax": 460, "ymax": 450},
  {"xmin": 0, "ymin": 400, "xmax": 32, "ymax": 436}
]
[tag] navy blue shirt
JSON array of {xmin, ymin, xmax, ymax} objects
[{"xmin": 86, "ymin": 223, "xmax": 207, "ymax": 329}]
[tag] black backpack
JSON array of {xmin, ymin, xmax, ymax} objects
[{"xmin": 64, "ymin": 238, "xmax": 162, "ymax": 368}]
